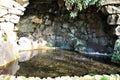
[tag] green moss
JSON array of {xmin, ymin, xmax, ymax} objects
[
  {"xmin": 101, "ymin": 76, "xmax": 109, "ymax": 80},
  {"xmin": 88, "ymin": 73, "xmax": 96, "ymax": 76}
]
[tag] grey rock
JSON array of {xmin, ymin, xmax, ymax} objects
[
  {"xmin": 115, "ymin": 26, "xmax": 120, "ymax": 36},
  {"xmin": 107, "ymin": 14, "xmax": 120, "ymax": 25},
  {"xmin": 102, "ymin": 0, "xmax": 120, "ymax": 5},
  {"xmin": 104, "ymin": 5, "xmax": 120, "ymax": 14},
  {"xmin": 62, "ymin": 23, "xmax": 69, "ymax": 28}
]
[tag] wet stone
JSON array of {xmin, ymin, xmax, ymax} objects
[{"xmin": 16, "ymin": 49, "xmax": 120, "ymax": 78}]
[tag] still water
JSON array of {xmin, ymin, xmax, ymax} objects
[{"xmin": 16, "ymin": 49, "xmax": 120, "ymax": 78}]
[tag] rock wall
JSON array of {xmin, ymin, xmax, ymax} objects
[
  {"xmin": 0, "ymin": 0, "xmax": 29, "ymax": 74},
  {"xmin": 1, "ymin": 0, "xmax": 120, "ymax": 54},
  {"xmin": 16, "ymin": 0, "xmax": 114, "ymax": 53},
  {"xmin": 0, "ymin": 0, "xmax": 27, "ymax": 41},
  {"xmin": 102, "ymin": 0, "xmax": 120, "ymax": 63}
]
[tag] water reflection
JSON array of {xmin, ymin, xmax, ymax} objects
[{"xmin": 16, "ymin": 49, "xmax": 120, "ymax": 78}]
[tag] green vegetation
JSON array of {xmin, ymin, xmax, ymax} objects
[
  {"xmin": 64, "ymin": 0, "xmax": 105, "ymax": 18},
  {"xmin": 88, "ymin": 73, "xmax": 96, "ymax": 76},
  {"xmin": 2, "ymin": 33, "xmax": 8, "ymax": 42},
  {"xmin": 112, "ymin": 39, "xmax": 120, "ymax": 63},
  {"xmin": 101, "ymin": 76, "xmax": 109, "ymax": 80},
  {"xmin": 112, "ymin": 51, "xmax": 120, "ymax": 61},
  {"xmin": 3, "ymin": 36, "xmax": 7, "ymax": 42}
]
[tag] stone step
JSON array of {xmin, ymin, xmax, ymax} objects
[{"xmin": 107, "ymin": 14, "xmax": 120, "ymax": 25}]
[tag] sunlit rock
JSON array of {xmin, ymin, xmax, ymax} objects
[
  {"xmin": 0, "ymin": 22, "xmax": 17, "ymax": 42},
  {"xmin": 103, "ymin": 0, "xmax": 120, "ymax": 5},
  {"xmin": 3, "ymin": 14, "xmax": 20, "ymax": 23},
  {"xmin": 3, "ymin": 15, "xmax": 11, "ymax": 22},
  {"xmin": 83, "ymin": 75, "xmax": 94, "ymax": 80},
  {"xmin": 0, "ymin": 0, "xmax": 29, "ymax": 75},
  {"xmin": 14, "ymin": 0, "xmax": 29, "ymax": 7},
  {"xmin": 0, "ymin": 41, "xmax": 20, "ymax": 75},
  {"xmin": 10, "ymin": 15, "xmax": 20, "ymax": 23},
  {"xmin": 94, "ymin": 75, "xmax": 102, "ymax": 80},
  {"xmin": 0, "ymin": 7, "xmax": 7, "ymax": 17},
  {"xmin": 107, "ymin": 14, "xmax": 120, "ymax": 25},
  {"xmin": 18, "ymin": 37, "xmax": 47, "ymax": 50},
  {"xmin": 8, "ymin": 8, "xmax": 24, "ymax": 15},
  {"xmin": 18, "ymin": 37, "xmax": 34, "ymax": 51},
  {"xmin": 0, "ymin": 0, "xmax": 14, "ymax": 8},
  {"xmin": 0, "ymin": 0, "xmax": 26, "ymax": 11},
  {"xmin": 12, "ymin": 0, "xmax": 26, "ymax": 11},
  {"xmin": 104, "ymin": 5, "xmax": 120, "ymax": 14},
  {"xmin": 115, "ymin": 26, "xmax": 120, "ymax": 36}
]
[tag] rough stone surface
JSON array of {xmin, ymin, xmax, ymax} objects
[
  {"xmin": 14, "ymin": 0, "xmax": 29, "ymax": 7},
  {"xmin": 102, "ymin": 0, "xmax": 120, "ymax": 5},
  {"xmin": 103, "ymin": 5, "xmax": 120, "ymax": 14},
  {"xmin": 0, "ymin": 0, "xmax": 118, "ymax": 53},
  {"xmin": 17, "ymin": 12, "xmax": 112, "ymax": 53},
  {"xmin": 13, "ymin": 0, "xmax": 119, "ymax": 53},
  {"xmin": 0, "ymin": 8, "xmax": 7, "ymax": 17},
  {"xmin": 115, "ymin": 26, "xmax": 120, "ymax": 36},
  {"xmin": 107, "ymin": 14, "xmax": 120, "ymax": 25},
  {"xmin": 0, "ymin": 0, "xmax": 119, "ymax": 59},
  {"xmin": 0, "ymin": 0, "xmax": 28, "ymax": 75}
]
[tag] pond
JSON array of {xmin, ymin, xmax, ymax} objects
[{"xmin": 16, "ymin": 49, "xmax": 120, "ymax": 78}]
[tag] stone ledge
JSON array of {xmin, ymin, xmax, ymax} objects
[
  {"xmin": 0, "ymin": 74, "xmax": 119, "ymax": 80},
  {"xmin": 102, "ymin": 5, "xmax": 120, "ymax": 14},
  {"xmin": 103, "ymin": 0, "xmax": 120, "ymax": 5}
]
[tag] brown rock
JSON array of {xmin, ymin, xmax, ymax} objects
[{"xmin": 32, "ymin": 17, "xmax": 42, "ymax": 24}]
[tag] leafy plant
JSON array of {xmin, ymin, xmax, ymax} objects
[
  {"xmin": 112, "ymin": 51, "xmax": 120, "ymax": 61},
  {"xmin": 70, "ymin": 12, "xmax": 77, "ymax": 18},
  {"xmin": 2, "ymin": 32, "xmax": 8, "ymax": 42},
  {"xmin": 64, "ymin": 0, "xmax": 105, "ymax": 18},
  {"xmin": 112, "ymin": 39, "xmax": 120, "ymax": 62}
]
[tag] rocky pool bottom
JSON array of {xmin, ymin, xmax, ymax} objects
[{"xmin": 16, "ymin": 49, "xmax": 120, "ymax": 78}]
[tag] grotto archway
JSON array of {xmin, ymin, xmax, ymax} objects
[
  {"xmin": 14, "ymin": 0, "xmax": 119, "ymax": 53},
  {"xmin": 0, "ymin": 0, "xmax": 120, "ymax": 53},
  {"xmin": 0, "ymin": 0, "xmax": 120, "ymax": 75}
]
